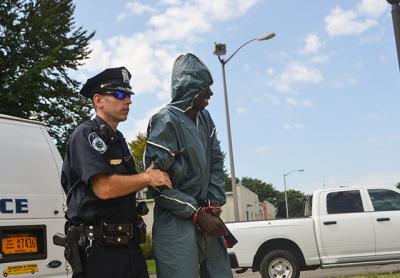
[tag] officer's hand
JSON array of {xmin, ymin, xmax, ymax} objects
[
  {"xmin": 145, "ymin": 162, "xmax": 172, "ymax": 188},
  {"xmin": 196, "ymin": 209, "xmax": 226, "ymax": 237}
]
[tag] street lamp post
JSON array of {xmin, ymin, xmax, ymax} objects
[
  {"xmin": 213, "ymin": 32, "xmax": 275, "ymax": 221},
  {"xmin": 387, "ymin": 0, "xmax": 400, "ymax": 71},
  {"xmin": 283, "ymin": 169, "xmax": 304, "ymax": 218}
]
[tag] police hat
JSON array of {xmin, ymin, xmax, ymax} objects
[{"xmin": 80, "ymin": 66, "xmax": 134, "ymax": 98}]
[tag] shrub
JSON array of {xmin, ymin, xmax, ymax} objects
[{"xmin": 139, "ymin": 233, "xmax": 153, "ymax": 259}]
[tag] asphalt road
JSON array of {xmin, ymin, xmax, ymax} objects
[
  {"xmin": 149, "ymin": 263, "xmax": 400, "ymax": 277},
  {"xmin": 230, "ymin": 263, "xmax": 400, "ymax": 277}
]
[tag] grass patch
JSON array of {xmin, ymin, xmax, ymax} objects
[{"xmin": 146, "ymin": 259, "xmax": 156, "ymax": 274}]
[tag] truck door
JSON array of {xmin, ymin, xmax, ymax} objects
[
  {"xmin": 317, "ymin": 189, "xmax": 375, "ymax": 264},
  {"xmin": 367, "ymin": 188, "xmax": 400, "ymax": 260}
]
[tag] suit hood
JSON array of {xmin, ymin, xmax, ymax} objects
[{"xmin": 170, "ymin": 53, "xmax": 213, "ymax": 111}]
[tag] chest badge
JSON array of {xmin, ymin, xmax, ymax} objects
[
  {"xmin": 110, "ymin": 159, "xmax": 122, "ymax": 165},
  {"xmin": 88, "ymin": 132, "xmax": 108, "ymax": 154}
]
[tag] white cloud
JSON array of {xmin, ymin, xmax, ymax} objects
[
  {"xmin": 82, "ymin": 40, "xmax": 112, "ymax": 72},
  {"xmin": 159, "ymin": 0, "xmax": 181, "ymax": 5},
  {"xmin": 81, "ymin": 35, "xmax": 178, "ymax": 97},
  {"xmin": 285, "ymin": 97, "xmax": 298, "ymax": 107},
  {"xmin": 310, "ymin": 54, "xmax": 330, "ymax": 64},
  {"xmin": 283, "ymin": 123, "xmax": 304, "ymax": 130},
  {"xmin": 305, "ymin": 171, "xmax": 400, "ymax": 193},
  {"xmin": 358, "ymin": 0, "xmax": 388, "ymax": 18},
  {"xmin": 237, "ymin": 107, "xmax": 247, "ymax": 115},
  {"xmin": 116, "ymin": 13, "xmax": 127, "ymax": 23},
  {"xmin": 348, "ymin": 77, "xmax": 358, "ymax": 84},
  {"xmin": 108, "ymin": 35, "xmax": 178, "ymax": 95},
  {"xmin": 127, "ymin": 1, "xmax": 157, "ymax": 14},
  {"xmin": 81, "ymin": 0, "xmax": 260, "ymax": 100},
  {"xmin": 243, "ymin": 63, "xmax": 250, "ymax": 72},
  {"xmin": 368, "ymin": 113, "xmax": 383, "ymax": 120},
  {"xmin": 262, "ymin": 93, "xmax": 280, "ymax": 106},
  {"xmin": 270, "ymin": 63, "xmax": 322, "ymax": 92},
  {"xmin": 354, "ymin": 61, "xmax": 364, "ymax": 68},
  {"xmin": 325, "ymin": 6, "xmax": 377, "ymax": 37},
  {"xmin": 255, "ymin": 145, "xmax": 271, "ymax": 154},
  {"xmin": 303, "ymin": 33, "xmax": 323, "ymax": 53},
  {"xmin": 368, "ymin": 135, "xmax": 400, "ymax": 145},
  {"xmin": 302, "ymin": 99, "xmax": 313, "ymax": 107},
  {"xmin": 125, "ymin": 105, "xmax": 165, "ymax": 142},
  {"xmin": 117, "ymin": 1, "xmax": 157, "ymax": 22},
  {"xmin": 333, "ymin": 81, "xmax": 344, "ymax": 88},
  {"xmin": 379, "ymin": 54, "xmax": 389, "ymax": 63},
  {"xmin": 148, "ymin": 0, "xmax": 258, "ymax": 42},
  {"xmin": 283, "ymin": 97, "xmax": 315, "ymax": 109},
  {"xmin": 266, "ymin": 68, "xmax": 274, "ymax": 75},
  {"xmin": 268, "ymin": 51, "xmax": 290, "ymax": 61},
  {"xmin": 282, "ymin": 64, "xmax": 321, "ymax": 83}
]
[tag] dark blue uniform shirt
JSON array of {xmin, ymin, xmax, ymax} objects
[{"xmin": 61, "ymin": 116, "xmax": 137, "ymax": 225}]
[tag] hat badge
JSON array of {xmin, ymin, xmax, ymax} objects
[{"xmin": 122, "ymin": 69, "xmax": 129, "ymax": 84}]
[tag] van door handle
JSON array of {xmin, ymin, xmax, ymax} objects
[
  {"xmin": 323, "ymin": 221, "xmax": 337, "ymax": 225},
  {"xmin": 377, "ymin": 217, "xmax": 390, "ymax": 222}
]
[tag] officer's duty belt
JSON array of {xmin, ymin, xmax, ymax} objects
[{"xmin": 83, "ymin": 222, "xmax": 134, "ymax": 245}]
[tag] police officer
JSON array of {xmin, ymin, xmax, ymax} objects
[{"xmin": 61, "ymin": 66, "xmax": 172, "ymax": 278}]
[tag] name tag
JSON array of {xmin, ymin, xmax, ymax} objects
[{"xmin": 110, "ymin": 159, "xmax": 122, "ymax": 165}]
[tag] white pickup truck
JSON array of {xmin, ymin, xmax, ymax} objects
[{"xmin": 226, "ymin": 186, "xmax": 400, "ymax": 278}]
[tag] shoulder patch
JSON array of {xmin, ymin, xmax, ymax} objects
[{"xmin": 88, "ymin": 132, "xmax": 108, "ymax": 154}]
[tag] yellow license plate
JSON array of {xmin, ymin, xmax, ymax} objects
[{"xmin": 2, "ymin": 235, "xmax": 38, "ymax": 255}]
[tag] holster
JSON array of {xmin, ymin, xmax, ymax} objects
[{"xmin": 64, "ymin": 225, "xmax": 85, "ymax": 275}]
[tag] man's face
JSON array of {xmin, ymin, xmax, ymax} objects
[
  {"xmin": 192, "ymin": 88, "xmax": 213, "ymax": 111},
  {"xmin": 94, "ymin": 91, "xmax": 132, "ymax": 122}
]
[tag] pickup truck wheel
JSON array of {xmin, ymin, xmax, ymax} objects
[{"xmin": 259, "ymin": 249, "xmax": 300, "ymax": 278}]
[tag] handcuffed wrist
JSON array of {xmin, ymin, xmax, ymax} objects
[{"xmin": 192, "ymin": 207, "xmax": 203, "ymax": 224}]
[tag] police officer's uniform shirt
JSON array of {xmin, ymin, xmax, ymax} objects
[{"xmin": 62, "ymin": 116, "xmax": 137, "ymax": 225}]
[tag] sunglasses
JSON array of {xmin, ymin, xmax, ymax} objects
[{"xmin": 101, "ymin": 90, "xmax": 133, "ymax": 100}]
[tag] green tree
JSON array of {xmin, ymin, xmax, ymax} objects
[
  {"xmin": 128, "ymin": 132, "xmax": 158, "ymax": 199},
  {"xmin": 241, "ymin": 177, "xmax": 278, "ymax": 202},
  {"xmin": 396, "ymin": 182, "xmax": 400, "ymax": 190},
  {"xmin": 0, "ymin": 0, "xmax": 95, "ymax": 156},
  {"xmin": 128, "ymin": 132, "xmax": 147, "ymax": 173},
  {"xmin": 275, "ymin": 190, "xmax": 307, "ymax": 218}
]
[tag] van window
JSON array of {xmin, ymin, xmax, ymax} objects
[
  {"xmin": 368, "ymin": 189, "xmax": 400, "ymax": 211},
  {"xmin": 327, "ymin": 190, "xmax": 364, "ymax": 214}
]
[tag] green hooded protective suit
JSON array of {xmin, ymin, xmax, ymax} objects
[{"xmin": 144, "ymin": 53, "xmax": 233, "ymax": 278}]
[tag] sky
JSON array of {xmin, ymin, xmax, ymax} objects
[{"xmin": 71, "ymin": 0, "xmax": 400, "ymax": 194}]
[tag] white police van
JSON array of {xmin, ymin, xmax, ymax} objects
[{"xmin": 0, "ymin": 114, "xmax": 68, "ymax": 277}]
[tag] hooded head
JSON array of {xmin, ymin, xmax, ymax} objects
[{"xmin": 170, "ymin": 53, "xmax": 213, "ymax": 111}]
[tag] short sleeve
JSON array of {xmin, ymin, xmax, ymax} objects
[{"xmin": 69, "ymin": 126, "xmax": 114, "ymax": 185}]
